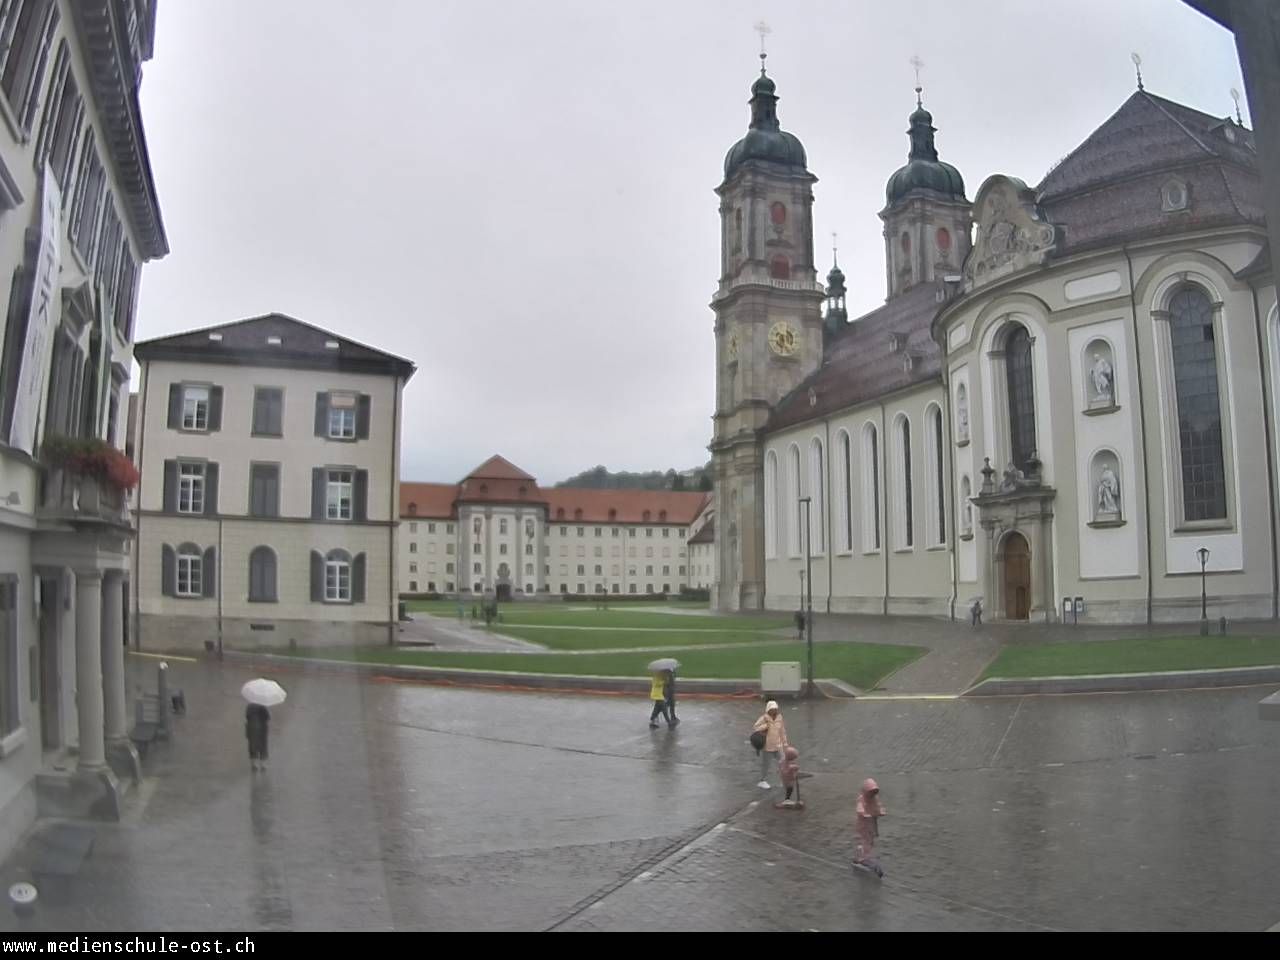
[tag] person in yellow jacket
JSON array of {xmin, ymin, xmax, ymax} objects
[{"xmin": 649, "ymin": 671, "xmax": 674, "ymax": 729}]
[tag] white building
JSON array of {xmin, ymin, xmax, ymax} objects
[
  {"xmin": 132, "ymin": 314, "xmax": 415, "ymax": 649},
  {"xmin": 0, "ymin": 0, "xmax": 166, "ymax": 859},
  {"xmin": 400, "ymin": 456, "xmax": 709, "ymax": 598},
  {"xmin": 686, "ymin": 500, "xmax": 716, "ymax": 591}
]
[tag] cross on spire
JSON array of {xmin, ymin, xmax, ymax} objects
[
  {"xmin": 1230, "ymin": 87, "xmax": 1244, "ymax": 124},
  {"xmin": 754, "ymin": 21, "xmax": 771, "ymax": 74},
  {"xmin": 1131, "ymin": 52, "xmax": 1144, "ymax": 91},
  {"xmin": 910, "ymin": 55, "xmax": 924, "ymax": 106},
  {"xmin": 832, "ymin": 231, "xmax": 839, "ymax": 267}
]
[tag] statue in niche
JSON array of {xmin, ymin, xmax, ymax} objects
[
  {"xmin": 1096, "ymin": 463, "xmax": 1120, "ymax": 517},
  {"xmin": 957, "ymin": 392, "xmax": 970, "ymax": 440},
  {"xmin": 1090, "ymin": 351, "xmax": 1114, "ymax": 406}
]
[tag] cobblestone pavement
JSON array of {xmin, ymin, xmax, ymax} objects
[{"xmin": 2, "ymin": 655, "xmax": 1277, "ymax": 931}]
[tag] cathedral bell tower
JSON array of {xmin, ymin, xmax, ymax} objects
[
  {"xmin": 710, "ymin": 55, "xmax": 824, "ymax": 611},
  {"xmin": 880, "ymin": 85, "xmax": 972, "ymax": 299}
]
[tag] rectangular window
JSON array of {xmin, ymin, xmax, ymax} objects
[
  {"xmin": 612, "ymin": 528, "xmax": 619, "ymax": 537},
  {"xmin": 447, "ymin": 524, "xmax": 454, "ymax": 534},
  {"xmin": 409, "ymin": 542, "xmax": 417, "ymax": 553},
  {"xmin": 446, "ymin": 543, "xmax": 455, "ymax": 555},
  {"xmin": 182, "ymin": 385, "xmax": 209, "ymax": 431},
  {"xmin": 328, "ymin": 393, "xmax": 357, "ymax": 439},
  {"xmin": 577, "ymin": 584, "xmax": 586, "ymax": 594},
  {"xmin": 679, "ymin": 566, "xmax": 686, "ymax": 575},
  {"xmin": 560, "ymin": 526, "xmax": 567, "ymax": 535},
  {"xmin": 646, "ymin": 565, "xmax": 653, "ymax": 575},
  {"xmin": 594, "ymin": 564, "xmax": 602, "ymax": 575},
  {"xmin": 525, "ymin": 563, "xmax": 533, "ymax": 575},
  {"xmin": 679, "ymin": 529, "xmax": 686, "ymax": 538},
  {"xmin": 663, "ymin": 528, "xmax": 670, "ymax": 538},
  {"xmin": 629, "ymin": 529, "xmax": 636, "ymax": 538},
  {"xmin": 474, "ymin": 542, "xmax": 482, "ymax": 554},
  {"xmin": 409, "ymin": 580, "xmax": 418, "ymax": 592},
  {"xmin": 594, "ymin": 546, "xmax": 602, "ymax": 557},
  {"xmin": 577, "ymin": 564, "xmax": 585, "ymax": 575},
  {"xmin": 595, "ymin": 528, "xmax": 602, "ymax": 537},
  {"xmin": 409, "ymin": 522, "xmax": 418, "ymax": 533},
  {"xmin": 326, "ymin": 470, "xmax": 353, "ymax": 520},
  {"xmin": 473, "ymin": 562, "xmax": 482, "ymax": 574},
  {"xmin": 446, "ymin": 563, "xmax": 454, "ymax": 574},
  {"xmin": 629, "ymin": 584, "xmax": 637, "ymax": 594},
  {"xmin": 646, "ymin": 529, "xmax": 653, "ymax": 538},
  {"xmin": 500, "ymin": 519, "xmax": 508, "ymax": 534},
  {"xmin": 176, "ymin": 552, "xmax": 202, "ymax": 598},
  {"xmin": 577, "ymin": 526, "xmax": 584, "ymax": 536},
  {"xmin": 663, "ymin": 565, "xmax": 670, "ymax": 575},
  {"xmin": 252, "ymin": 387, "xmax": 283, "ymax": 436},
  {"xmin": 248, "ymin": 463, "xmax": 279, "ymax": 518},
  {"xmin": 499, "ymin": 544, "xmax": 508, "ymax": 555},
  {"xmin": 428, "ymin": 522, "xmax": 436, "ymax": 533},
  {"xmin": 0, "ymin": 0, "xmax": 56, "ymax": 132},
  {"xmin": 178, "ymin": 463, "xmax": 205, "ymax": 514},
  {"xmin": 324, "ymin": 560, "xmax": 351, "ymax": 601},
  {"xmin": 0, "ymin": 577, "xmax": 17, "ymax": 735},
  {"xmin": 409, "ymin": 562, "xmax": 418, "ymax": 573},
  {"xmin": 525, "ymin": 544, "xmax": 533, "ymax": 555}
]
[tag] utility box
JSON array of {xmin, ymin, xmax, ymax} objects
[{"xmin": 761, "ymin": 661, "xmax": 802, "ymax": 696}]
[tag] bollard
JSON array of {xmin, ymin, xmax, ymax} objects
[
  {"xmin": 157, "ymin": 662, "xmax": 170, "ymax": 740},
  {"xmin": 1219, "ymin": 616, "xmax": 1228, "ymax": 635}
]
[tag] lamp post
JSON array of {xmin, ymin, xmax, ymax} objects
[
  {"xmin": 1197, "ymin": 546, "xmax": 1210, "ymax": 636},
  {"xmin": 799, "ymin": 496, "xmax": 814, "ymax": 698}
]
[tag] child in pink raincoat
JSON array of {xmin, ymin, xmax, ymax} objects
[
  {"xmin": 854, "ymin": 778, "xmax": 886, "ymax": 876},
  {"xmin": 775, "ymin": 745, "xmax": 802, "ymax": 808}
]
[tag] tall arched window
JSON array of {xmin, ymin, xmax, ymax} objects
[
  {"xmin": 787, "ymin": 444, "xmax": 802, "ymax": 557},
  {"xmin": 928, "ymin": 404, "xmax": 946, "ymax": 545},
  {"xmin": 837, "ymin": 429, "xmax": 853, "ymax": 552},
  {"xmin": 248, "ymin": 546, "xmax": 277, "ymax": 602},
  {"xmin": 862, "ymin": 424, "xmax": 880, "ymax": 551},
  {"xmin": 1005, "ymin": 325, "xmax": 1037, "ymax": 471},
  {"xmin": 809, "ymin": 437, "xmax": 825, "ymax": 554},
  {"xmin": 764, "ymin": 450, "xmax": 779, "ymax": 559},
  {"xmin": 895, "ymin": 415, "xmax": 914, "ymax": 548},
  {"xmin": 1169, "ymin": 285, "xmax": 1227, "ymax": 520}
]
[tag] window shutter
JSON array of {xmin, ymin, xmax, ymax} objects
[
  {"xmin": 202, "ymin": 546, "xmax": 216, "ymax": 598},
  {"xmin": 311, "ymin": 468, "xmax": 325, "ymax": 519},
  {"xmin": 314, "ymin": 392, "xmax": 328, "ymax": 437},
  {"xmin": 204, "ymin": 463, "xmax": 219, "ymax": 516},
  {"xmin": 352, "ymin": 552, "xmax": 366, "ymax": 603},
  {"xmin": 161, "ymin": 544, "xmax": 175, "ymax": 597},
  {"xmin": 356, "ymin": 394, "xmax": 371, "ymax": 439},
  {"xmin": 310, "ymin": 550, "xmax": 323, "ymax": 602},
  {"xmin": 167, "ymin": 383, "xmax": 181, "ymax": 428},
  {"xmin": 207, "ymin": 386, "xmax": 223, "ymax": 432},
  {"xmin": 354, "ymin": 469, "xmax": 368, "ymax": 521},
  {"xmin": 162, "ymin": 459, "xmax": 177, "ymax": 513}
]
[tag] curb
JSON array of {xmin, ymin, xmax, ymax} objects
[
  {"xmin": 965, "ymin": 664, "xmax": 1280, "ymax": 696},
  {"xmin": 214, "ymin": 649, "xmax": 847, "ymax": 699}
]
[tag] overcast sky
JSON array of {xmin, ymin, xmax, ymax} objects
[{"xmin": 133, "ymin": 0, "xmax": 1245, "ymax": 485}]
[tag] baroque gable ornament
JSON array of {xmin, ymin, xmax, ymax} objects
[{"xmin": 963, "ymin": 175, "xmax": 1056, "ymax": 291}]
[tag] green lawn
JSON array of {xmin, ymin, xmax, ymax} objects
[
  {"xmin": 405, "ymin": 599, "xmax": 789, "ymax": 632},
  {"xmin": 282, "ymin": 641, "xmax": 924, "ymax": 690},
  {"xmin": 480, "ymin": 625, "xmax": 784, "ymax": 651},
  {"xmin": 982, "ymin": 635, "xmax": 1280, "ymax": 679}
]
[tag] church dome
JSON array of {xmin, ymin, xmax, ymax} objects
[
  {"xmin": 723, "ymin": 69, "xmax": 808, "ymax": 179},
  {"xmin": 885, "ymin": 98, "xmax": 966, "ymax": 205}
]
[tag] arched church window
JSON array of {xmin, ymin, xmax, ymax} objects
[
  {"xmin": 764, "ymin": 451, "xmax": 779, "ymax": 559},
  {"xmin": 788, "ymin": 444, "xmax": 802, "ymax": 556},
  {"xmin": 862, "ymin": 423, "xmax": 881, "ymax": 552},
  {"xmin": 770, "ymin": 202, "xmax": 787, "ymax": 225},
  {"xmin": 733, "ymin": 208, "xmax": 743, "ymax": 253},
  {"xmin": 837, "ymin": 430, "xmax": 853, "ymax": 552},
  {"xmin": 936, "ymin": 227, "xmax": 952, "ymax": 254},
  {"xmin": 770, "ymin": 255, "xmax": 790, "ymax": 280},
  {"xmin": 1170, "ymin": 285, "xmax": 1227, "ymax": 521},
  {"xmin": 809, "ymin": 437, "xmax": 825, "ymax": 554},
  {"xmin": 895, "ymin": 415, "xmax": 914, "ymax": 549},
  {"xmin": 1005, "ymin": 325, "xmax": 1037, "ymax": 472}
]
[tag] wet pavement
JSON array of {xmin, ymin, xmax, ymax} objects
[{"xmin": 3, "ymin": 655, "xmax": 1278, "ymax": 931}]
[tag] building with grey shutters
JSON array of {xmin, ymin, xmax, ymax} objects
[{"xmin": 132, "ymin": 314, "xmax": 414, "ymax": 650}]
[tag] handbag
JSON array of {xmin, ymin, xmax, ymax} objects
[{"xmin": 749, "ymin": 729, "xmax": 766, "ymax": 753}]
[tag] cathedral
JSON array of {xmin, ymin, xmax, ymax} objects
[{"xmin": 710, "ymin": 62, "xmax": 1275, "ymax": 624}]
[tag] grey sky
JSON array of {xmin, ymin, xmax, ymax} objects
[{"xmin": 133, "ymin": 0, "xmax": 1244, "ymax": 485}]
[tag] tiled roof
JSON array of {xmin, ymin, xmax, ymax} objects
[
  {"xmin": 543, "ymin": 488, "xmax": 709, "ymax": 525},
  {"xmin": 687, "ymin": 519, "xmax": 715, "ymax": 544},
  {"xmin": 462, "ymin": 455, "xmax": 536, "ymax": 482},
  {"xmin": 399, "ymin": 483, "xmax": 457, "ymax": 519},
  {"xmin": 766, "ymin": 282, "xmax": 945, "ymax": 433},
  {"xmin": 134, "ymin": 314, "xmax": 417, "ymax": 379}
]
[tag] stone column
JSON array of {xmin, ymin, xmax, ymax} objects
[
  {"xmin": 75, "ymin": 571, "xmax": 106, "ymax": 770},
  {"xmin": 101, "ymin": 572, "xmax": 140, "ymax": 781}
]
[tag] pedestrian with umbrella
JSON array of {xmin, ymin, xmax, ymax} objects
[
  {"xmin": 647, "ymin": 658, "xmax": 679, "ymax": 729},
  {"xmin": 242, "ymin": 678, "xmax": 286, "ymax": 771}
]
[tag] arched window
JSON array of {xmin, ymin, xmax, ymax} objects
[
  {"xmin": 809, "ymin": 437, "xmax": 825, "ymax": 554},
  {"xmin": 1169, "ymin": 286, "xmax": 1227, "ymax": 521},
  {"xmin": 862, "ymin": 424, "xmax": 880, "ymax": 551},
  {"xmin": 764, "ymin": 450, "xmax": 779, "ymax": 559},
  {"xmin": 927, "ymin": 405, "xmax": 946, "ymax": 545},
  {"xmin": 248, "ymin": 546, "xmax": 277, "ymax": 602},
  {"xmin": 175, "ymin": 542, "xmax": 203, "ymax": 598},
  {"xmin": 787, "ymin": 444, "xmax": 802, "ymax": 556},
  {"xmin": 324, "ymin": 548, "xmax": 351, "ymax": 602},
  {"xmin": 1005, "ymin": 324, "xmax": 1037, "ymax": 471},
  {"xmin": 895, "ymin": 415, "xmax": 914, "ymax": 548},
  {"xmin": 837, "ymin": 430, "xmax": 853, "ymax": 552}
]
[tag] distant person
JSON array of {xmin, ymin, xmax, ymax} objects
[
  {"xmin": 971, "ymin": 598, "xmax": 983, "ymax": 627},
  {"xmin": 853, "ymin": 778, "xmax": 886, "ymax": 877},
  {"xmin": 246, "ymin": 703, "xmax": 270, "ymax": 771},
  {"xmin": 794, "ymin": 610, "xmax": 805, "ymax": 640},
  {"xmin": 752, "ymin": 700, "xmax": 788, "ymax": 789},
  {"xmin": 664, "ymin": 670, "xmax": 679, "ymax": 727},
  {"xmin": 775, "ymin": 745, "xmax": 803, "ymax": 809},
  {"xmin": 649, "ymin": 671, "xmax": 673, "ymax": 729}
]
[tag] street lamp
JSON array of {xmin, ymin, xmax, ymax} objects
[
  {"xmin": 1197, "ymin": 546, "xmax": 1210, "ymax": 636},
  {"xmin": 798, "ymin": 496, "xmax": 815, "ymax": 698}
]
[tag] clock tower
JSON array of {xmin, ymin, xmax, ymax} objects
[{"xmin": 710, "ymin": 61, "xmax": 824, "ymax": 611}]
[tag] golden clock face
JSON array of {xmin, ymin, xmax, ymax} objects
[
  {"xmin": 768, "ymin": 321, "xmax": 798, "ymax": 357},
  {"xmin": 727, "ymin": 332, "xmax": 739, "ymax": 360}
]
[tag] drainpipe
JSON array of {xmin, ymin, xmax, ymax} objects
[
  {"xmin": 941, "ymin": 362, "xmax": 959, "ymax": 621},
  {"xmin": 133, "ymin": 360, "xmax": 149, "ymax": 650},
  {"xmin": 1122, "ymin": 246, "xmax": 1155, "ymax": 624},
  {"xmin": 388, "ymin": 377, "xmax": 401, "ymax": 645},
  {"xmin": 824, "ymin": 416, "xmax": 833, "ymax": 613},
  {"xmin": 1248, "ymin": 283, "xmax": 1280, "ymax": 620},
  {"xmin": 880, "ymin": 400, "xmax": 889, "ymax": 615}
]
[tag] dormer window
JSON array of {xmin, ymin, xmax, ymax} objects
[
  {"xmin": 1161, "ymin": 178, "xmax": 1190, "ymax": 213},
  {"xmin": 890, "ymin": 332, "xmax": 907, "ymax": 354}
]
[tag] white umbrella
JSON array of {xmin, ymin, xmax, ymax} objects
[
  {"xmin": 241, "ymin": 678, "xmax": 287, "ymax": 707},
  {"xmin": 647, "ymin": 658, "xmax": 680, "ymax": 673}
]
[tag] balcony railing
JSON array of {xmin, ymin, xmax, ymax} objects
[{"xmin": 39, "ymin": 468, "xmax": 132, "ymax": 527}]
